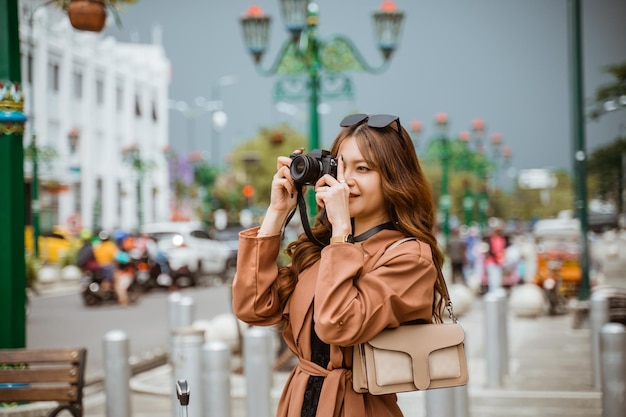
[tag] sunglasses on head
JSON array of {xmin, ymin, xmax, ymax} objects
[{"xmin": 340, "ymin": 113, "xmax": 404, "ymax": 142}]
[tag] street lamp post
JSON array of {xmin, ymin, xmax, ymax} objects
[
  {"xmin": 435, "ymin": 113, "xmax": 452, "ymax": 246},
  {"xmin": 239, "ymin": 0, "xmax": 405, "ymax": 213},
  {"xmin": 23, "ymin": 2, "xmax": 50, "ymax": 259},
  {"xmin": 169, "ymin": 76, "xmax": 234, "ymax": 167},
  {"xmin": 411, "ymin": 116, "xmax": 511, "ymax": 233},
  {"xmin": 471, "ymin": 118, "xmax": 490, "ymax": 231},
  {"xmin": 458, "ymin": 130, "xmax": 474, "ymax": 227}
]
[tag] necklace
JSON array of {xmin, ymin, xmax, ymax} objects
[{"xmin": 353, "ymin": 222, "xmax": 396, "ymax": 242}]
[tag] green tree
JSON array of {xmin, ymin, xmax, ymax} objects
[
  {"xmin": 211, "ymin": 123, "xmax": 307, "ymax": 220},
  {"xmin": 587, "ymin": 137, "xmax": 626, "ymax": 212},
  {"xmin": 588, "ymin": 61, "xmax": 626, "ymax": 120}
]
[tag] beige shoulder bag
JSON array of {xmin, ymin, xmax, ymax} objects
[{"xmin": 352, "ymin": 238, "xmax": 469, "ymax": 395}]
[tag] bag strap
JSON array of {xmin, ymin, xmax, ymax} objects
[{"xmin": 385, "ymin": 237, "xmax": 458, "ymax": 323}]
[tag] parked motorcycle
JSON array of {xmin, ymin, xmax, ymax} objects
[
  {"xmin": 541, "ymin": 257, "xmax": 568, "ymax": 315},
  {"xmin": 80, "ymin": 265, "xmax": 141, "ymax": 307},
  {"xmin": 132, "ymin": 253, "xmax": 174, "ymax": 291}
]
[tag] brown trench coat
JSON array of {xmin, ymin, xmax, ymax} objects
[{"xmin": 232, "ymin": 227, "xmax": 438, "ymax": 417}]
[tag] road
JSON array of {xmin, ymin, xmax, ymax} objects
[{"xmin": 26, "ymin": 283, "xmax": 234, "ymax": 382}]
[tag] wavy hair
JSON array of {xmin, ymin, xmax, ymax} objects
[{"xmin": 275, "ymin": 119, "xmax": 447, "ymax": 327}]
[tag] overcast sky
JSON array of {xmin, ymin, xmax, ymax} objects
[{"xmin": 106, "ymin": 0, "xmax": 626, "ymax": 187}]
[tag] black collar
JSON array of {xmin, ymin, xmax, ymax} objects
[{"xmin": 353, "ymin": 222, "xmax": 396, "ymax": 242}]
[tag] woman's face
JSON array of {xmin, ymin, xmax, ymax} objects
[{"xmin": 338, "ymin": 136, "xmax": 389, "ymax": 234}]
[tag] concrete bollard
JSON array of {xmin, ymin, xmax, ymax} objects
[
  {"xmin": 243, "ymin": 326, "xmax": 273, "ymax": 417},
  {"xmin": 600, "ymin": 322, "xmax": 626, "ymax": 417},
  {"xmin": 425, "ymin": 388, "xmax": 455, "ymax": 417},
  {"xmin": 202, "ymin": 341, "xmax": 232, "ymax": 417},
  {"xmin": 484, "ymin": 291, "xmax": 508, "ymax": 388},
  {"xmin": 103, "ymin": 330, "xmax": 131, "ymax": 417},
  {"xmin": 171, "ymin": 327, "xmax": 205, "ymax": 417},
  {"xmin": 590, "ymin": 290, "xmax": 611, "ymax": 389}
]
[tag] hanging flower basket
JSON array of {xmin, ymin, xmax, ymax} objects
[
  {"xmin": 66, "ymin": 0, "xmax": 107, "ymax": 32},
  {"xmin": 42, "ymin": 180, "xmax": 70, "ymax": 194},
  {"xmin": 58, "ymin": 0, "xmax": 137, "ymax": 32}
]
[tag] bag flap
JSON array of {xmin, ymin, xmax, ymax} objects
[{"xmin": 366, "ymin": 323, "xmax": 465, "ymax": 390}]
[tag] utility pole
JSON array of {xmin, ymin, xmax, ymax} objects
[
  {"xmin": 0, "ymin": 0, "xmax": 27, "ymax": 348},
  {"xmin": 568, "ymin": 0, "xmax": 590, "ymax": 302}
]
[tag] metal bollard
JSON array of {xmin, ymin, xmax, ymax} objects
[
  {"xmin": 202, "ymin": 341, "xmax": 232, "ymax": 417},
  {"xmin": 453, "ymin": 382, "xmax": 470, "ymax": 417},
  {"xmin": 600, "ymin": 322, "xmax": 626, "ymax": 417},
  {"xmin": 484, "ymin": 291, "xmax": 507, "ymax": 388},
  {"xmin": 243, "ymin": 326, "xmax": 273, "ymax": 417},
  {"xmin": 171, "ymin": 327, "xmax": 205, "ymax": 417},
  {"xmin": 425, "ymin": 388, "xmax": 455, "ymax": 417},
  {"xmin": 179, "ymin": 295, "xmax": 195, "ymax": 328},
  {"xmin": 168, "ymin": 292, "xmax": 183, "ymax": 331},
  {"xmin": 493, "ymin": 288, "xmax": 509, "ymax": 376},
  {"xmin": 453, "ymin": 326, "xmax": 470, "ymax": 417},
  {"xmin": 590, "ymin": 290, "xmax": 610, "ymax": 389},
  {"xmin": 487, "ymin": 264, "xmax": 503, "ymax": 293},
  {"xmin": 103, "ymin": 330, "xmax": 131, "ymax": 417}
]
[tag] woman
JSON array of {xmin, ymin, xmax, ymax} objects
[{"xmin": 232, "ymin": 113, "xmax": 447, "ymax": 417}]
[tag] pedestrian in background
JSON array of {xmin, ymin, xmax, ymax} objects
[
  {"xmin": 232, "ymin": 113, "xmax": 447, "ymax": 417},
  {"xmin": 447, "ymin": 227, "xmax": 466, "ymax": 284}
]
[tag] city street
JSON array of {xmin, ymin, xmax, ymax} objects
[
  {"xmin": 26, "ymin": 282, "xmax": 234, "ymax": 382},
  {"xmin": 20, "ymin": 279, "xmax": 604, "ymax": 417}
]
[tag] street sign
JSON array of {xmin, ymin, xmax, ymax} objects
[{"xmin": 517, "ymin": 169, "xmax": 557, "ymax": 189}]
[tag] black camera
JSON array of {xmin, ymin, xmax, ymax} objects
[{"xmin": 290, "ymin": 149, "xmax": 338, "ymax": 186}]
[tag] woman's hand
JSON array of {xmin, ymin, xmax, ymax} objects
[
  {"xmin": 314, "ymin": 156, "xmax": 352, "ymax": 236},
  {"xmin": 268, "ymin": 151, "xmax": 301, "ymax": 213},
  {"xmin": 257, "ymin": 150, "xmax": 303, "ymax": 237}
]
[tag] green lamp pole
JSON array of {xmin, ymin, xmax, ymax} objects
[
  {"xmin": 0, "ymin": 0, "xmax": 27, "ymax": 348},
  {"xmin": 457, "ymin": 130, "xmax": 474, "ymax": 227},
  {"xmin": 239, "ymin": 0, "xmax": 405, "ymax": 214},
  {"xmin": 568, "ymin": 0, "xmax": 590, "ymax": 302},
  {"xmin": 471, "ymin": 118, "xmax": 489, "ymax": 232},
  {"xmin": 435, "ymin": 113, "xmax": 451, "ymax": 246}
]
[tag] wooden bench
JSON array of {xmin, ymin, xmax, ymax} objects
[{"xmin": 0, "ymin": 348, "xmax": 87, "ymax": 417}]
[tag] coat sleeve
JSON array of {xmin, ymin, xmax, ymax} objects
[
  {"xmin": 231, "ymin": 227, "xmax": 283, "ymax": 326},
  {"xmin": 313, "ymin": 240, "xmax": 437, "ymax": 346}
]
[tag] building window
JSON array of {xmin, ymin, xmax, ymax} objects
[
  {"xmin": 116, "ymin": 85, "xmax": 123, "ymax": 112},
  {"xmin": 152, "ymin": 100, "xmax": 158, "ymax": 122},
  {"xmin": 135, "ymin": 95, "xmax": 142, "ymax": 116},
  {"xmin": 74, "ymin": 182, "xmax": 82, "ymax": 213},
  {"xmin": 73, "ymin": 71, "xmax": 83, "ymax": 99},
  {"xmin": 48, "ymin": 62, "xmax": 59, "ymax": 92},
  {"xmin": 27, "ymin": 53, "xmax": 33, "ymax": 85},
  {"xmin": 96, "ymin": 79, "xmax": 104, "ymax": 105},
  {"xmin": 117, "ymin": 181, "xmax": 123, "ymax": 219}
]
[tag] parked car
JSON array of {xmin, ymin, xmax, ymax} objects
[
  {"xmin": 208, "ymin": 225, "xmax": 243, "ymax": 256},
  {"xmin": 140, "ymin": 221, "xmax": 235, "ymax": 285},
  {"xmin": 25, "ymin": 225, "xmax": 80, "ymax": 265}
]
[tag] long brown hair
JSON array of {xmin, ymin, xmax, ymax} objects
[{"xmin": 275, "ymin": 119, "xmax": 447, "ymax": 326}]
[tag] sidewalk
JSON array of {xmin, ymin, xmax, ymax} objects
[{"xmin": 78, "ymin": 295, "xmax": 601, "ymax": 417}]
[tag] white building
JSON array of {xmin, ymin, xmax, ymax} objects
[{"xmin": 19, "ymin": 0, "xmax": 171, "ymax": 234}]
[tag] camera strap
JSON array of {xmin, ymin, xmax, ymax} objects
[
  {"xmin": 296, "ymin": 187, "xmax": 327, "ymax": 248},
  {"xmin": 282, "ymin": 186, "xmax": 327, "ymax": 248}
]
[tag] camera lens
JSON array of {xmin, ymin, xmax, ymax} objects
[{"xmin": 290, "ymin": 154, "xmax": 322, "ymax": 185}]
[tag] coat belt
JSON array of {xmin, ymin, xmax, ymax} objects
[{"xmin": 297, "ymin": 359, "xmax": 366, "ymax": 417}]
